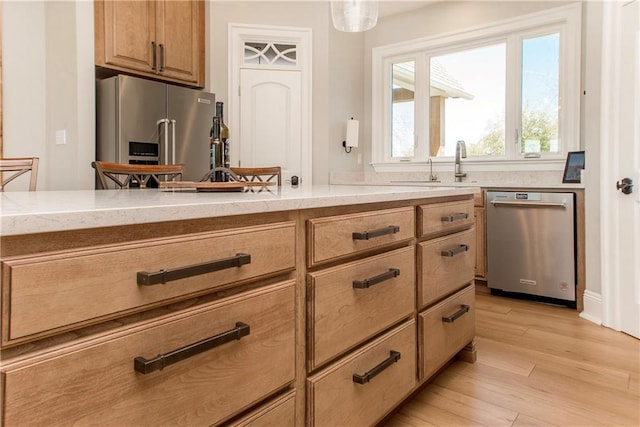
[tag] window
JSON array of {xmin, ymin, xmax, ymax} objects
[
  {"xmin": 372, "ymin": 4, "xmax": 581, "ymax": 171},
  {"xmin": 429, "ymin": 43, "xmax": 506, "ymax": 158},
  {"xmin": 391, "ymin": 61, "xmax": 415, "ymax": 158}
]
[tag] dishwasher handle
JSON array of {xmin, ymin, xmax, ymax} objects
[{"xmin": 490, "ymin": 200, "xmax": 567, "ymax": 209}]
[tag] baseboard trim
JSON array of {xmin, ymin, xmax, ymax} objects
[{"xmin": 579, "ymin": 290, "xmax": 602, "ymax": 325}]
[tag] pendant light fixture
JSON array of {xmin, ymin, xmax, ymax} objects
[{"xmin": 331, "ymin": 0, "xmax": 379, "ymax": 32}]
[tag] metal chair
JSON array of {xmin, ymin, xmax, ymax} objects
[
  {"xmin": 91, "ymin": 161, "xmax": 184, "ymax": 189},
  {"xmin": 0, "ymin": 157, "xmax": 39, "ymax": 191}
]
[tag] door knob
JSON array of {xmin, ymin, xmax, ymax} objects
[{"xmin": 616, "ymin": 177, "xmax": 633, "ymax": 194}]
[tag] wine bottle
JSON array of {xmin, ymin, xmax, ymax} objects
[
  {"xmin": 216, "ymin": 102, "xmax": 230, "ymax": 182},
  {"xmin": 210, "ymin": 116, "xmax": 223, "ymax": 181}
]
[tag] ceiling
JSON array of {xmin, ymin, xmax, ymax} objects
[{"xmin": 378, "ymin": 1, "xmax": 438, "ymax": 18}]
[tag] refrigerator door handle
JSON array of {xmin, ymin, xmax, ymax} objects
[
  {"xmin": 170, "ymin": 119, "xmax": 177, "ymax": 164},
  {"xmin": 157, "ymin": 119, "xmax": 170, "ymax": 165}
]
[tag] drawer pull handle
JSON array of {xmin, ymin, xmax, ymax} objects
[
  {"xmin": 441, "ymin": 244, "xmax": 469, "ymax": 257},
  {"xmin": 442, "ymin": 305, "xmax": 470, "ymax": 323},
  {"xmin": 137, "ymin": 253, "xmax": 251, "ymax": 286},
  {"xmin": 352, "ymin": 350, "xmax": 401, "ymax": 384},
  {"xmin": 353, "ymin": 268, "xmax": 400, "ymax": 289},
  {"xmin": 134, "ymin": 322, "xmax": 250, "ymax": 374},
  {"xmin": 352, "ymin": 225, "xmax": 400, "ymax": 240},
  {"xmin": 441, "ymin": 212, "xmax": 469, "ymax": 222}
]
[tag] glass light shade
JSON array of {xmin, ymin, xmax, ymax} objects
[{"xmin": 331, "ymin": 0, "xmax": 378, "ymax": 32}]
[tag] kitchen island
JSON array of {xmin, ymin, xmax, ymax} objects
[{"xmin": 1, "ymin": 185, "xmax": 478, "ymax": 426}]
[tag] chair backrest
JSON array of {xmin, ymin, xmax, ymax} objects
[
  {"xmin": 0, "ymin": 157, "xmax": 39, "ymax": 191},
  {"xmin": 92, "ymin": 161, "xmax": 184, "ymax": 189},
  {"xmin": 230, "ymin": 167, "xmax": 282, "ymax": 187}
]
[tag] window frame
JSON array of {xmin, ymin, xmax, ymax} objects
[{"xmin": 371, "ymin": 3, "xmax": 582, "ymax": 172}]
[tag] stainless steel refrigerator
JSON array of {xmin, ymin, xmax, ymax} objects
[{"xmin": 96, "ymin": 75, "xmax": 215, "ymax": 182}]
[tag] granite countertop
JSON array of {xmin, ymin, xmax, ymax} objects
[{"xmin": 0, "ymin": 185, "xmax": 476, "ymax": 236}]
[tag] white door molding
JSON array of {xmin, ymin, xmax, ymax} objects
[
  {"xmin": 598, "ymin": 0, "xmax": 640, "ymax": 338},
  {"xmin": 228, "ymin": 23, "xmax": 312, "ymax": 184}
]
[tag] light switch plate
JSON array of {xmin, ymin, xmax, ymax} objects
[{"xmin": 55, "ymin": 129, "xmax": 66, "ymax": 145}]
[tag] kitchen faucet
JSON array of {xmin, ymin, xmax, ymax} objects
[
  {"xmin": 455, "ymin": 140, "xmax": 467, "ymax": 182},
  {"xmin": 427, "ymin": 158, "xmax": 438, "ymax": 181}
]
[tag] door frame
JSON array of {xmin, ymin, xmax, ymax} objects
[
  {"xmin": 228, "ymin": 23, "xmax": 312, "ymax": 184},
  {"xmin": 599, "ymin": 0, "xmax": 639, "ymax": 335}
]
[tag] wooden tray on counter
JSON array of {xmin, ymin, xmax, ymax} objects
[{"xmin": 160, "ymin": 181, "xmax": 274, "ymax": 192}]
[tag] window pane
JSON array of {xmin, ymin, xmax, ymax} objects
[
  {"xmin": 521, "ymin": 33, "xmax": 559, "ymax": 154},
  {"xmin": 430, "ymin": 44, "xmax": 506, "ymax": 157},
  {"xmin": 391, "ymin": 61, "xmax": 415, "ymax": 158}
]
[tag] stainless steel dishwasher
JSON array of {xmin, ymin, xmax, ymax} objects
[{"xmin": 486, "ymin": 191, "xmax": 576, "ymax": 307}]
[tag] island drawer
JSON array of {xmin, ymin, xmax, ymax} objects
[
  {"xmin": 307, "ymin": 207, "xmax": 415, "ymax": 267},
  {"xmin": 1, "ymin": 281, "xmax": 295, "ymax": 426},
  {"xmin": 419, "ymin": 283, "xmax": 475, "ymax": 381},
  {"xmin": 417, "ymin": 227, "xmax": 475, "ymax": 308},
  {"xmin": 417, "ymin": 199, "xmax": 474, "ymax": 238},
  {"xmin": 1, "ymin": 222, "xmax": 296, "ymax": 345},
  {"xmin": 307, "ymin": 319, "xmax": 416, "ymax": 427},
  {"xmin": 227, "ymin": 390, "xmax": 296, "ymax": 426},
  {"xmin": 307, "ymin": 246, "xmax": 415, "ymax": 371}
]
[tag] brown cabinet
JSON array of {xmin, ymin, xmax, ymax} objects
[
  {"xmin": 1, "ymin": 215, "xmax": 298, "ymax": 426},
  {"xmin": 417, "ymin": 228, "xmax": 475, "ymax": 308},
  {"xmin": 307, "ymin": 246, "xmax": 415, "ymax": 370},
  {"xmin": 307, "ymin": 320, "xmax": 417, "ymax": 427},
  {"xmin": 419, "ymin": 283, "xmax": 475, "ymax": 380},
  {"xmin": 304, "ymin": 196, "xmax": 476, "ymax": 425},
  {"xmin": 415, "ymin": 197, "xmax": 476, "ymax": 383},
  {"xmin": 2, "ymin": 281, "xmax": 295, "ymax": 426},
  {"xmin": 306, "ymin": 206, "xmax": 415, "ymax": 267},
  {"xmin": 1, "ymin": 194, "xmax": 477, "ymax": 426},
  {"xmin": 2, "ymin": 222, "xmax": 295, "ymax": 346},
  {"xmin": 417, "ymin": 199, "xmax": 475, "ymax": 239},
  {"xmin": 95, "ymin": 0, "xmax": 205, "ymax": 87},
  {"xmin": 473, "ymin": 189, "xmax": 487, "ymax": 279},
  {"xmin": 228, "ymin": 391, "xmax": 296, "ymax": 427}
]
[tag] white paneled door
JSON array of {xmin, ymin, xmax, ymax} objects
[
  {"xmin": 601, "ymin": 0, "xmax": 639, "ymax": 338},
  {"xmin": 239, "ymin": 69, "xmax": 302, "ymax": 182},
  {"xmin": 228, "ymin": 24, "xmax": 312, "ymax": 186}
]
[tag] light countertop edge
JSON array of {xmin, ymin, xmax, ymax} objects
[{"xmin": 0, "ymin": 185, "xmax": 476, "ymax": 236}]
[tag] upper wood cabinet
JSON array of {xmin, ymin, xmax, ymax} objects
[{"xmin": 94, "ymin": 0, "xmax": 205, "ymax": 88}]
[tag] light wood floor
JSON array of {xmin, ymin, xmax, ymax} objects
[{"xmin": 383, "ymin": 287, "xmax": 640, "ymax": 427}]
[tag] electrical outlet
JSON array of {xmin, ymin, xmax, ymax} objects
[{"xmin": 55, "ymin": 129, "xmax": 66, "ymax": 145}]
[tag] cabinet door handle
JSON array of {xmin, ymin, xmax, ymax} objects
[
  {"xmin": 158, "ymin": 43, "xmax": 164, "ymax": 72},
  {"xmin": 137, "ymin": 253, "xmax": 251, "ymax": 286},
  {"xmin": 442, "ymin": 304, "xmax": 470, "ymax": 323},
  {"xmin": 352, "ymin": 350, "xmax": 401, "ymax": 384},
  {"xmin": 441, "ymin": 244, "xmax": 469, "ymax": 257},
  {"xmin": 441, "ymin": 212, "xmax": 469, "ymax": 222},
  {"xmin": 151, "ymin": 41, "xmax": 157, "ymax": 71},
  {"xmin": 353, "ymin": 268, "xmax": 400, "ymax": 289},
  {"xmin": 352, "ymin": 225, "xmax": 400, "ymax": 240},
  {"xmin": 134, "ymin": 322, "xmax": 250, "ymax": 374}
]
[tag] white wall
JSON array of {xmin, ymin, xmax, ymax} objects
[
  {"xmin": 582, "ymin": 1, "xmax": 603, "ymax": 300},
  {"xmin": 207, "ymin": 1, "xmax": 353, "ymax": 184},
  {"xmin": 2, "ymin": 0, "xmax": 95, "ymax": 191}
]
